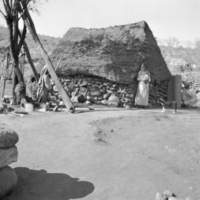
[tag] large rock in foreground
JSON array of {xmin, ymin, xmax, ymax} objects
[
  {"xmin": 0, "ymin": 128, "xmax": 19, "ymax": 148},
  {"xmin": 0, "ymin": 146, "xmax": 18, "ymax": 168},
  {"xmin": 0, "ymin": 166, "xmax": 18, "ymax": 198},
  {"xmin": 45, "ymin": 21, "xmax": 171, "ymax": 84}
]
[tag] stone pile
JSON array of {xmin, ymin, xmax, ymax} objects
[
  {"xmin": 0, "ymin": 128, "xmax": 19, "ymax": 198},
  {"xmin": 156, "ymin": 190, "xmax": 193, "ymax": 200},
  {"xmin": 55, "ymin": 74, "xmax": 169, "ymax": 107}
]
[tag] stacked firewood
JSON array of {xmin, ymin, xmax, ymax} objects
[{"xmin": 0, "ymin": 128, "xmax": 19, "ymax": 198}]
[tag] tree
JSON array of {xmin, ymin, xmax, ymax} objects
[
  {"xmin": 163, "ymin": 37, "xmax": 180, "ymax": 56},
  {"xmin": 163, "ymin": 37, "xmax": 180, "ymax": 48},
  {"xmin": 0, "ymin": 0, "xmax": 46, "ymax": 104},
  {"xmin": 0, "ymin": 0, "xmax": 74, "ymax": 111}
]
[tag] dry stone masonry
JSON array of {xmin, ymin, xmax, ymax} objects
[
  {"xmin": 56, "ymin": 74, "xmax": 169, "ymax": 107},
  {"xmin": 0, "ymin": 128, "xmax": 19, "ymax": 198}
]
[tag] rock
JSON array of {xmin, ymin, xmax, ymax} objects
[
  {"xmin": 0, "ymin": 128, "xmax": 19, "ymax": 148},
  {"xmin": 0, "ymin": 166, "xmax": 18, "ymax": 198},
  {"xmin": 53, "ymin": 85, "xmax": 58, "ymax": 92},
  {"xmin": 100, "ymin": 88, "xmax": 106, "ymax": 94},
  {"xmin": 59, "ymin": 101, "xmax": 64, "ymax": 106},
  {"xmin": 86, "ymin": 95, "xmax": 92, "ymax": 101},
  {"xmin": 0, "ymin": 146, "xmax": 18, "ymax": 168},
  {"xmin": 108, "ymin": 95, "xmax": 119, "ymax": 103},
  {"xmin": 163, "ymin": 190, "xmax": 173, "ymax": 199},
  {"xmin": 156, "ymin": 192, "xmax": 164, "ymax": 200},
  {"xmin": 101, "ymin": 100, "xmax": 108, "ymax": 105},
  {"xmin": 86, "ymin": 101, "xmax": 92, "ymax": 105},
  {"xmin": 91, "ymin": 91, "xmax": 102, "ymax": 97},
  {"xmin": 80, "ymin": 81, "xmax": 88, "ymax": 87},
  {"xmin": 25, "ymin": 103, "xmax": 34, "ymax": 112},
  {"xmin": 110, "ymin": 87, "xmax": 118, "ymax": 91}
]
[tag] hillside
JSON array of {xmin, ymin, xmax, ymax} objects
[
  {"xmin": 0, "ymin": 27, "xmax": 61, "ymax": 61},
  {"xmin": 159, "ymin": 45, "xmax": 200, "ymax": 74}
]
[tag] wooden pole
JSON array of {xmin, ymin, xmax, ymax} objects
[
  {"xmin": 18, "ymin": 4, "xmax": 74, "ymax": 113},
  {"xmin": 2, "ymin": 79, "xmax": 6, "ymax": 99},
  {"xmin": 55, "ymin": 58, "xmax": 62, "ymax": 71},
  {"xmin": 1, "ymin": 53, "xmax": 9, "ymax": 99},
  {"xmin": 18, "ymin": 31, "xmax": 39, "ymax": 82}
]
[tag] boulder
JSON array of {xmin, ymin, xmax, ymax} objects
[
  {"xmin": 0, "ymin": 146, "xmax": 18, "ymax": 168},
  {"xmin": 39, "ymin": 21, "xmax": 171, "ymax": 84},
  {"xmin": 0, "ymin": 166, "xmax": 18, "ymax": 198},
  {"xmin": 108, "ymin": 95, "xmax": 120, "ymax": 107},
  {"xmin": 108, "ymin": 95, "xmax": 119, "ymax": 103},
  {"xmin": 0, "ymin": 128, "xmax": 19, "ymax": 148}
]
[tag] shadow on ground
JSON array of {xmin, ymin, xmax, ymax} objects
[{"xmin": 5, "ymin": 167, "xmax": 95, "ymax": 200}]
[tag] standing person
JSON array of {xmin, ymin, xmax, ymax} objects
[
  {"xmin": 135, "ymin": 63, "xmax": 151, "ymax": 108},
  {"xmin": 37, "ymin": 66, "xmax": 52, "ymax": 104}
]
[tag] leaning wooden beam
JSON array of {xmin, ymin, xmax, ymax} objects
[
  {"xmin": 24, "ymin": 43, "xmax": 39, "ymax": 81},
  {"xmin": 18, "ymin": 4, "xmax": 74, "ymax": 113},
  {"xmin": 18, "ymin": 30, "xmax": 39, "ymax": 82}
]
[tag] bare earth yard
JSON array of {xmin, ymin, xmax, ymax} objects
[{"xmin": 0, "ymin": 107, "xmax": 199, "ymax": 200}]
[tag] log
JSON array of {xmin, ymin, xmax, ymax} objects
[{"xmin": 18, "ymin": 4, "xmax": 74, "ymax": 112}]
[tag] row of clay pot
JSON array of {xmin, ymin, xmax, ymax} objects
[
  {"xmin": 0, "ymin": 128, "xmax": 19, "ymax": 198},
  {"xmin": 56, "ymin": 75, "xmax": 169, "ymax": 107}
]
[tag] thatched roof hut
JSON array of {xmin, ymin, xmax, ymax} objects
[{"xmin": 40, "ymin": 21, "xmax": 171, "ymax": 84}]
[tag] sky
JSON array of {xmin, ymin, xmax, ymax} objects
[{"xmin": 0, "ymin": 0, "xmax": 200, "ymax": 42}]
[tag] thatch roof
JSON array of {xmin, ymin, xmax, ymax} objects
[{"xmin": 39, "ymin": 21, "xmax": 171, "ymax": 84}]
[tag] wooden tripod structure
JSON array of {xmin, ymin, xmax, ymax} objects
[{"xmin": 17, "ymin": 2, "xmax": 75, "ymax": 113}]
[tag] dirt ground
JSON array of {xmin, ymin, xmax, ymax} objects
[{"xmin": 0, "ymin": 106, "xmax": 199, "ymax": 200}]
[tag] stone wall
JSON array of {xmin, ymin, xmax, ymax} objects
[{"xmin": 56, "ymin": 74, "xmax": 169, "ymax": 107}]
